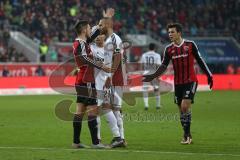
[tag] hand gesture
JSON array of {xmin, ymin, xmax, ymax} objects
[
  {"xmin": 103, "ymin": 8, "xmax": 115, "ymax": 18},
  {"xmin": 102, "ymin": 65, "xmax": 115, "ymax": 73}
]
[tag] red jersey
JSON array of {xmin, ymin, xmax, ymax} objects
[
  {"xmin": 73, "ymin": 39, "xmax": 102, "ymax": 84},
  {"xmin": 162, "ymin": 39, "xmax": 212, "ymax": 85}
]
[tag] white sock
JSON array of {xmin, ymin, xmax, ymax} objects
[
  {"xmin": 96, "ymin": 116, "xmax": 101, "ymax": 140},
  {"xmin": 143, "ymin": 91, "xmax": 149, "ymax": 108},
  {"xmin": 156, "ymin": 95, "xmax": 160, "ymax": 107},
  {"xmin": 103, "ymin": 109, "xmax": 120, "ymax": 138},
  {"xmin": 114, "ymin": 110, "xmax": 124, "ymax": 139}
]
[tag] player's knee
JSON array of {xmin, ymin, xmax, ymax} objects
[
  {"xmin": 76, "ymin": 105, "xmax": 86, "ymax": 115},
  {"xmin": 87, "ymin": 106, "xmax": 98, "ymax": 116},
  {"xmin": 102, "ymin": 103, "xmax": 112, "ymax": 110},
  {"xmin": 113, "ymin": 106, "xmax": 121, "ymax": 111},
  {"xmin": 181, "ymin": 100, "xmax": 191, "ymax": 113}
]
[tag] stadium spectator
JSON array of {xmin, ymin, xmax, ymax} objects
[
  {"xmin": 35, "ymin": 65, "xmax": 45, "ymax": 76},
  {"xmin": 0, "ymin": 0, "xmax": 239, "ymax": 43},
  {"xmin": 39, "ymin": 42, "xmax": 48, "ymax": 62},
  {"xmin": 2, "ymin": 65, "xmax": 9, "ymax": 77},
  {"xmin": 7, "ymin": 46, "xmax": 29, "ymax": 62},
  {"xmin": 227, "ymin": 64, "xmax": 235, "ymax": 74},
  {"xmin": 236, "ymin": 66, "xmax": 240, "ymax": 74}
]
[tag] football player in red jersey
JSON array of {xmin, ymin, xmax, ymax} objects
[
  {"xmin": 72, "ymin": 9, "xmax": 114, "ymax": 149},
  {"xmin": 143, "ymin": 23, "xmax": 213, "ymax": 144}
]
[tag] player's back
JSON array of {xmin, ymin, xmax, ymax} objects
[{"xmin": 141, "ymin": 51, "xmax": 161, "ymax": 74}]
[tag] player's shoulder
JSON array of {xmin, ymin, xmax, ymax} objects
[
  {"xmin": 74, "ymin": 38, "xmax": 86, "ymax": 47},
  {"xmin": 184, "ymin": 39, "xmax": 196, "ymax": 45},
  {"xmin": 90, "ymin": 43, "xmax": 97, "ymax": 50},
  {"xmin": 112, "ymin": 33, "xmax": 121, "ymax": 39},
  {"xmin": 111, "ymin": 33, "xmax": 122, "ymax": 42},
  {"xmin": 164, "ymin": 43, "xmax": 174, "ymax": 51},
  {"xmin": 142, "ymin": 51, "xmax": 149, "ymax": 56},
  {"xmin": 152, "ymin": 51, "xmax": 161, "ymax": 56},
  {"xmin": 73, "ymin": 39, "xmax": 83, "ymax": 49}
]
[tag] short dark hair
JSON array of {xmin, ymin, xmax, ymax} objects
[
  {"xmin": 74, "ymin": 20, "xmax": 89, "ymax": 35},
  {"xmin": 167, "ymin": 23, "xmax": 183, "ymax": 33},
  {"xmin": 149, "ymin": 43, "xmax": 156, "ymax": 50}
]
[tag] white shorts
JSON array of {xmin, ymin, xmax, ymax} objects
[
  {"xmin": 143, "ymin": 78, "xmax": 159, "ymax": 91},
  {"xmin": 95, "ymin": 74, "xmax": 109, "ymax": 106},
  {"xmin": 110, "ymin": 86, "xmax": 123, "ymax": 108},
  {"xmin": 96, "ymin": 88, "xmax": 111, "ymax": 106}
]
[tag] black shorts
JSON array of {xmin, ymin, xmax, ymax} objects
[
  {"xmin": 174, "ymin": 82, "xmax": 198, "ymax": 105},
  {"xmin": 75, "ymin": 83, "xmax": 97, "ymax": 106}
]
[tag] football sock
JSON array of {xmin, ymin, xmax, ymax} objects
[
  {"xmin": 73, "ymin": 114, "xmax": 83, "ymax": 144},
  {"xmin": 156, "ymin": 95, "xmax": 160, "ymax": 107},
  {"xmin": 102, "ymin": 109, "xmax": 120, "ymax": 138},
  {"xmin": 88, "ymin": 115, "xmax": 99, "ymax": 145},
  {"xmin": 143, "ymin": 91, "xmax": 149, "ymax": 108},
  {"xmin": 96, "ymin": 116, "xmax": 101, "ymax": 141},
  {"xmin": 180, "ymin": 112, "xmax": 192, "ymax": 137},
  {"xmin": 114, "ymin": 110, "xmax": 125, "ymax": 139}
]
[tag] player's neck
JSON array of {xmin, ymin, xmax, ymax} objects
[
  {"xmin": 78, "ymin": 34, "xmax": 87, "ymax": 41},
  {"xmin": 174, "ymin": 37, "xmax": 183, "ymax": 46},
  {"xmin": 107, "ymin": 28, "xmax": 113, "ymax": 37}
]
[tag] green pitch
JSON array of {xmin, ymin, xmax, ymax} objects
[{"xmin": 0, "ymin": 91, "xmax": 239, "ymax": 160}]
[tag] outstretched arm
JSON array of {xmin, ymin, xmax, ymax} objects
[
  {"xmin": 143, "ymin": 48, "xmax": 170, "ymax": 82},
  {"xmin": 142, "ymin": 65, "xmax": 168, "ymax": 82}
]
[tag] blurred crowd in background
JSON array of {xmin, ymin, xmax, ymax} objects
[
  {"xmin": 0, "ymin": 0, "xmax": 240, "ymax": 74},
  {"xmin": 0, "ymin": 0, "xmax": 239, "ymax": 43}
]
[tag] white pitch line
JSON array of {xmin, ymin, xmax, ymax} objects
[{"xmin": 0, "ymin": 146, "xmax": 240, "ymax": 157}]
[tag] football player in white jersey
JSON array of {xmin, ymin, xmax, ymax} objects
[
  {"xmin": 140, "ymin": 43, "xmax": 162, "ymax": 110},
  {"xmin": 91, "ymin": 32, "xmax": 123, "ymax": 148},
  {"xmin": 99, "ymin": 9, "xmax": 127, "ymax": 147}
]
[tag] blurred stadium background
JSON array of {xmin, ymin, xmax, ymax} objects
[
  {"xmin": 0, "ymin": 0, "xmax": 239, "ymax": 94},
  {"xmin": 0, "ymin": 1, "xmax": 240, "ymax": 160}
]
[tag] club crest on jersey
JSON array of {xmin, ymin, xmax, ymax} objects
[
  {"xmin": 184, "ymin": 46, "xmax": 189, "ymax": 51},
  {"xmin": 171, "ymin": 50, "xmax": 175, "ymax": 54}
]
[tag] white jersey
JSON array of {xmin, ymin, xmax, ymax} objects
[
  {"xmin": 140, "ymin": 51, "xmax": 161, "ymax": 75},
  {"xmin": 104, "ymin": 33, "xmax": 127, "ymax": 86},
  {"xmin": 91, "ymin": 44, "xmax": 108, "ymax": 90}
]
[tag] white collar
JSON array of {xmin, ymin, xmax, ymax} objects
[
  {"xmin": 75, "ymin": 38, "xmax": 86, "ymax": 42},
  {"xmin": 173, "ymin": 39, "xmax": 185, "ymax": 47}
]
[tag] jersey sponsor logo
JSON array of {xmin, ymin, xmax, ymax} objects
[{"xmin": 172, "ymin": 53, "xmax": 188, "ymax": 59}]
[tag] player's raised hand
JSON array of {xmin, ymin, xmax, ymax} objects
[
  {"xmin": 103, "ymin": 8, "xmax": 115, "ymax": 18},
  {"xmin": 208, "ymin": 76, "xmax": 213, "ymax": 89}
]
